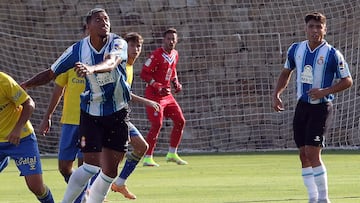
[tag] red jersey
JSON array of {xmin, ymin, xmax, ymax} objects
[{"xmin": 141, "ymin": 47, "xmax": 179, "ymax": 95}]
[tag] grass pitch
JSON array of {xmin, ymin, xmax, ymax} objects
[{"xmin": 0, "ymin": 151, "xmax": 359, "ymax": 203}]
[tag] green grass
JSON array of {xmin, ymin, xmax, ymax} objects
[{"xmin": 0, "ymin": 151, "xmax": 359, "ymax": 203}]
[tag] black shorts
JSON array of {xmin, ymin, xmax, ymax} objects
[
  {"xmin": 293, "ymin": 100, "xmax": 333, "ymax": 148},
  {"xmin": 79, "ymin": 107, "xmax": 130, "ymax": 153}
]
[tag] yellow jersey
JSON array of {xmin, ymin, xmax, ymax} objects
[
  {"xmin": 126, "ymin": 63, "xmax": 134, "ymax": 86},
  {"xmin": 55, "ymin": 69, "xmax": 85, "ymax": 125},
  {"xmin": 0, "ymin": 72, "xmax": 34, "ymax": 142}
]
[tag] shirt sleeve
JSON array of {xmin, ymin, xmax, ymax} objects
[
  {"xmin": 334, "ymin": 50, "xmax": 351, "ymax": 79},
  {"xmin": 55, "ymin": 71, "xmax": 69, "ymax": 87},
  {"xmin": 1, "ymin": 72, "xmax": 30, "ymax": 107}
]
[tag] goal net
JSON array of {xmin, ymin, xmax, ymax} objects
[{"xmin": 1, "ymin": 0, "xmax": 359, "ymax": 155}]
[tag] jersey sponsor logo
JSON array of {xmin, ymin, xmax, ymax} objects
[
  {"xmin": 162, "ymin": 53, "xmax": 176, "ymax": 65},
  {"xmin": 96, "ymin": 72, "xmax": 115, "ymax": 86},
  {"xmin": 301, "ymin": 65, "xmax": 313, "ymax": 84},
  {"xmin": 15, "ymin": 156, "xmax": 37, "ymax": 170},
  {"xmin": 71, "ymin": 78, "xmax": 85, "ymax": 84},
  {"xmin": 314, "ymin": 136, "xmax": 321, "ymax": 142}
]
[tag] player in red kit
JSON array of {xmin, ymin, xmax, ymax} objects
[{"xmin": 140, "ymin": 28, "xmax": 187, "ymax": 167}]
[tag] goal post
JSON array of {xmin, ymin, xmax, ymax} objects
[{"xmin": 0, "ymin": 1, "xmax": 359, "ymax": 155}]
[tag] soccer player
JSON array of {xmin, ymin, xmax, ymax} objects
[
  {"xmin": 272, "ymin": 12, "xmax": 352, "ymax": 203},
  {"xmin": 0, "ymin": 72, "xmax": 55, "ymax": 203},
  {"xmin": 37, "ymin": 70, "xmax": 86, "ymax": 203},
  {"xmin": 111, "ymin": 32, "xmax": 160, "ymax": 199},
  {"xmin": 140, "ymin": 27, "xmax": 187, "ymax": 167},
  {"xmin": 22, "ymin": 8, "xmax": 130, "ymax": 203}
]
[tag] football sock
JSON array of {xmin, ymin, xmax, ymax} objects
[
  {"xmin": 168, "ymin": 147, "xmax": 177, "ymax": 154},
  {"xmin": 87, "ymin": 170, "xmax": 114, "ymax": 203},
  {"xmin": 61, "ymin": 163, "xmax": 100, "ymax": 203},
  {"xmin": 302, "ymin": 167, "xmax": 318, "ymax": 201},
  {"xmin": 37, "ymin": 185, "xmax": 54, "ymax": 203},
  {"xmin": 115, "ymin": 152, "xmax": 141, "ymax": 186},
  {"xmin": 313, "ymin": 165, "xmax": 329, "ymax": 200}
]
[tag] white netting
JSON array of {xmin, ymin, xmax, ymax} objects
[{"xmin": 0, "ymin": 0, "xmax": 359, "ymax": 154}]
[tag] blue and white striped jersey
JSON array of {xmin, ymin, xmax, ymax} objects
[
  {"xmin": 51, "ymin": 33, "xmax": 130, "ymax": 116},
  {"xmin": 284, "ymin": 40, "xmax": 351, "ymax": 104}
]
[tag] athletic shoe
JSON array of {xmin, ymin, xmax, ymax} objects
[
  {"xmin": 111, "ymin": 183, "xmax": 136, "ymax": 200},
  {"xmin": 0, "ymin": 156, "xmax": 10, "ymax": 173},
  {"xmin": 143, "ymin": 157, "xmax": 159, "ymax": 167},
  {"xmin": 165, "ymin": 153, "xmax": 188, "ymax": 165},
  {"xmin": 81, "ymin": 189, "xmax": 108, "ymax": 203}
]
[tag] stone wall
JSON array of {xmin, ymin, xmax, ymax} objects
[{"xmin": 0, "ymin": 0, "xmax": 359, "ymax": 153}]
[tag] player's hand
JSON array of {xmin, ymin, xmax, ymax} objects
[
  {"xmin": 6, "ymin": 130, "xmax": 21, "ymax": 146},
  {"xmin": 39, "ymin": 118, "xmax": 51, "ymax": 136},
  {"xmin": 307, "ymin": 88, "xmax": 326, "ymax": 100},
  {"xmin": 147, "ymin": 101, "xmax": 161, "ymax": 112},
  {"xmin": 75, "ymin": 62, "xmax": 93, "ymax": 77},
  {"xmin": 272, "ymin": 96, "xmax": 285, "ymax": 112},
  {"xmin": 172, "ymin": 78, "xmax": 182, "ymax": 93},
  {"xmin": 151, "ymin": 82, "xmax": 170, "ymax": 96}
]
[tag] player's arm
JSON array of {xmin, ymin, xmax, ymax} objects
[
  {"xmin": 39, "ymin": 84, "xmax": 65, "ymax": 135},
  {"xmin": 130, "ymin": 92, "xmax": 160, "ymax": 112},
  {"xmin": 272, "ymin": 68, "xmax": 293, "ymax": 112},
  {"xmin": 307, "ymin": 76, "xmax": 353, "ymax": 100},
  {"xmin": 171, "ymin": 69, "xmax": 182, "ymax": 93},
  {"xmin": 75, "ymin": 38, "xmax": 127, "ymax": 77},
  {"xmin": 7, "ymin": 97, "xmax": 35, "ymax": 145},
  {"xmin": 140, "ymin": 53, "xmax": 169, "ymax": 95},
  {"xmin": 20, "ymin": 68, "xmax": 55, "ymax": 89}
]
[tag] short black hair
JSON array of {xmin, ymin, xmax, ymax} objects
[
  {"xmin": 305, "ymin": 12, "xmax": 326, "ymax": 24},
  {"xmin": 163, "ymin": 27, "xmax": 177, "ymax": 37},
  {"xmin": 86, "ymin": 8, "xmax": 106, "ymax": 24}
]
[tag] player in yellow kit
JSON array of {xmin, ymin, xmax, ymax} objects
[
  {"xmin": 38, "ymin": 69, "xmax": 86, "ymax": 203},
  {"xmin": 0, "ymin": 72, "xmax": 54, "ymax": 203}
]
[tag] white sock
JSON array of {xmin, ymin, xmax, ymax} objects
[
  {"xmin": 313, "ymin": 165, "xmax": 329, "ymax": 200},
  {"xmin": 168, "ymin": 147, "xmax": 177, "ymax": 154},
  {"xmin": 114, "ymin": 177, "xmax": 126, "ymax": 186},
  {"xmin": 87, "ymin": 170, "xmax": 114, "ymax": 203},
  {"xmin": 61, "ymin": 163, "xmax": 100, "ymax": 203},
  {"xmin": 302, "ymin": 167, "xmax": 318, "ymax": 201}
]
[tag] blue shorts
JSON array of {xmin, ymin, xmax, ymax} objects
[
  {"xmin": 129, "ymin": 122, "xmax": 141, "ymax": 137},
  {"xmin": 0, "ymin": 133, "xmax": 42, "ymax": 176},
  {"xmin": 59, "ymin": 124, "xmax": 83, "ymax": 161}
]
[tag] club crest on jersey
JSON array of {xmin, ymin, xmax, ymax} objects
[
  {"xmin": 317, "ymin": 56, "xmax": 324, "ymax": 65},
  {"xmin": 162, "ymin": 53, "xmax": 175, "ymax": 65}
]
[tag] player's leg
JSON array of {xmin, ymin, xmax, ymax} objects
[
  {"xmin": 58, "ymin": 124, "xmax": 86, "ymax": 203},
  {"xmin": 111, "ymin": 123, "xmax": 148, "ymax": 199},
  {"xmin": 304, "ymin": 102, "xmax": 333, "ymax": 203},
  {"xmin": 58, "ymin": 124, "xmax": 81, "ymax": 182},
  {"xmin": 0, "ymin": 156, "xmax": 10, "ymax": 172},
  {"xmin": 86, "ymin": 108, "xmax": 128, "ymax": 203},
  {"xmin": 293, "ymin": 101, "xmax": 318, "ymax": 202},
  {"xmin": 163, "ymin": 97, "xmax": 187, "ymax": 165},
  {"xmin": 143, "ymin": 103, "xmax": 164, "ymax": 166},
  {"xmin": 62, "ymin": 111, "xmax": 102, "ymax": 203},
  {"xmin": 13, "ymin": 133, "xmax": 54, "ymax": 203}
]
